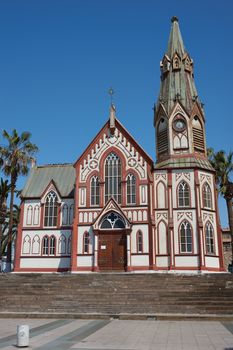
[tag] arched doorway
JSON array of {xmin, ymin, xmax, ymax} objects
[{"xmin": 98, "ymin": 212, "xmax": 127, "ymax": 271}]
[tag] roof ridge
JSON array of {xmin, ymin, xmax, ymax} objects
[{"xmin": 37, "ymin": 163, "xmax": 73, "ymax": 168}]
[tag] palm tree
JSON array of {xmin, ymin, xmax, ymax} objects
[
  {"xmin": 0, "ymin": 178, "xmax": 10, "ymax": 271},
  {"xmin": 0, "ymin": 130, "xmax": 38, "ymax": 269},
  {"xmin": 208, "ymin": 149, "xmax": 233, "ymax": 267}
]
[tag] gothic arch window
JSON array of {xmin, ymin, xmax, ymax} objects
[
  {"xmin": 42, "ymin": 236, "xmax": 49, "ymax": 255},
  {"xmin": 58, "ymin": 235, "xmax": 66, "ymax": 254},
  {"xmin": 105, "ymin": 152, "xmax": 122, "ymax": 204},
  {"xmin": 32, "ymin": 235, "xmax": 40, "ymax": 254},
  {"xmin": 69, "ymin": 204, "xmax": 74, "ymax": 224},
  {"xmin": 203, "ymin": 183, "xmax": 212, "ymax": 209},
  {"xmin": 100, "ymin": 212, "xmax": 125, "ymax": 229},
  {"xmin": 178, "ymin": 181, "xmax": 190, "ymax": 207},
  {"xmin": 33, "ymin": 205, "xmax": 40, "ymax": 225},
  {"xmin": 157, "ymin": 118, "xmax": 168, "ymax": 154},
  {"xmin": 126, "ymin": 174, "xmax": 136, "ymax": 205},
  {"xmin": 172, "ymin": 53, "xmax": 181, "ymax": 70},
  {"xmin": 44, "ymin": 191, "xmax": 58, "ymax": 227},
  {"xmin": 83, "ymin": 232, "xmax": 89, "ymax": 254},
  {"xmin": 192, "ymin": 116, "xmax": 205, "ymax": 152},
  {"xmin": 157, "ymin": 181, "xmax": 166, "ymax": 209},
  {"xmin": 157, "ymin": 221, "xmax": 168, "ymax": 255},
  {"xmin": 62, "ymin": 204, "xmax": 68, "ymax": 225},
  {"xmin": 22, "ymin": 235, "xmax": 31, "ymax": 254},
  {"xmin": 205, "ymin": 222, "xmax": 215, "ymax": 254},
  {"xmin": 67, "ymin": 236, "xmax": 71, "ymax": 254},
  {"xmin": 91, "ymin": 176, "xmax": 100, "ymax": 206},
  {"xmin": 136, "ymin": 231, "xmax": 143, "ymax": 253},
  {"xmin": 49, "ymin": 236, "xmax": 56, "ymax": 255},
  {"xmin": 179, "ymin": 221, "xmax": 193, "ymax": 253},
  {"xmin": 26, "ymin": 205, "xmax": 33, "ymax": 225}
]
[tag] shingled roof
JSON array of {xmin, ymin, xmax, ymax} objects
[
  {"xmin": 21, "ymin": 164, "xmax": 75, "ymax": 198},
  {"xmin": 154, "ymin": 157, "xmax": 214, "ymax": 171}
]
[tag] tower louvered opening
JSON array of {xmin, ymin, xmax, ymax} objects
[
  {"xmin": 192, "ymin": 116, "xmax": 205, "ymax": 152},
  {"xmin": 157, "ymin": 118, "xmax": 168, "ymax": 153}
]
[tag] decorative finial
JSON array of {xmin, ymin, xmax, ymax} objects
[
  {"xmin": 108, "ymin": 88, "xmax": 116, "ymax": 134},
  {"xmin": 108, "ymin": 87, "xmax": 114, "ymax": 105},
  {"xmin": 171, "ymin": 16, "xmax": 179, "ymax": 23}
]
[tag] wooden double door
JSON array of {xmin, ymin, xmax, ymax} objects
[{"xmin": 98, "ymin": 232, "xmax": 127, "ymax": 271}]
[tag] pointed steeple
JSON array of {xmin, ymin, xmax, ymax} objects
[
  {"xmin": 157, "ymin": 17, "xmax": 200, "ymax": 116},
  {"xmin": 154, "ymin": 18, "xmax": 207, "ymax": 165},
  {"xmin": 167, "ymin": 16, "xmax": 185, "ymax": 58}
]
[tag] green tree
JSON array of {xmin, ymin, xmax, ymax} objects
[
  {"xmin": 208, "ymin": 149, "xmax": 233, "ymax": 266},
  {"xmin": 0, "ymin": 130, "xmax": 38, "ymax": 269},
  {"xmin": 0, "ymin": 178, "xmax": 10, "ymax": 271}
]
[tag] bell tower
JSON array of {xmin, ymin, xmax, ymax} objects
[
  {"xmin": 153, "ymin": 17, "xmax": 224, "ymax": 272},
  {"xmin": 154, "ymin": 17, "xmax": 207, "ymax": 165}
]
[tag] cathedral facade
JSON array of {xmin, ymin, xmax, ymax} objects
[{"xmin": 14, "ymin": 18, "xmax": 224, "ymax": 273}]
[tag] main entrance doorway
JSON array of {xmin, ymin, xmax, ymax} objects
[{"xmin": 98, "ymin": 232, "xmax": 127, "ymax": 271}]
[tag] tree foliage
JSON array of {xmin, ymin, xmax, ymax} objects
[{"xmin": 0, "ymin": 129, "xmax": 38, "ymax": 270}]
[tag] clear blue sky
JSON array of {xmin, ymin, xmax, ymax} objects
[{"xmin": 0, "ymin": 0, "xmax": 232, "ymax": 226}]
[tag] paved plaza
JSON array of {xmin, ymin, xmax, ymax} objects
[{"xmin": 0, "ymin": 318, "xmax": 233, "ymax": 350}]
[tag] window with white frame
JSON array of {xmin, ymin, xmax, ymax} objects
[
  {"xmin": 83, "ymin": 232, "xmax": 89, "ymax": 254},
  {"xmin": 137, "ymin": 231, "xmax": 143, "ymax": 253},
  {"xmin": 91, "ymin": 176, "xmax": 100, "ymax": 206},
  {"xmin": 100, "ymin": 212, "xmax": 125, "ymax": 229},
  {"xmin": 62, "ymin": 204, "xmax": 68, "ymax": 225},
  {"xmin": 105, "ymin": 152, "xmax": 122, "ymax": 204},
  {"xmin": 203, "ymin": 183, "xmax": 212, "ymax": 209},
  {"xmin": 127, "ymin": 174, "xmax": 136, "ymax": 205},
  {"xmin": 180, "ymin": 221, "xmax": 192, "ymax": 253},
  {"xmin": 205, "ymin": 222, "xmax": 215, "ymax": 254},
  {"xmin": 44, "ymin": 191, "xmax": 58, "ymax": 227},
  {"xmin": 42, "ymin": 236, "xmax": 56, "ymax": 255},
  {"xmin": 42, "ymin": 236, "xmax": 49, "ymax": 255},
  {"xmin": 178, "ymin": 181, "xmax": 190, "ymax": 207},
  {"xmin": 69, "ymin": 204, "xmax": 74, "ymax": 224},
  {"xmin": 49, "ymin": 236, "xmax": 56, "ymax": 255},
  {"xmin": 26, "ymin": 205, "xmax": 33, "ymax": 225}
]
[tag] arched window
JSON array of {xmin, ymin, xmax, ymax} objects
[
  {"xmin": 50, "ymin": 236, "xmax": 56, "ymax": 255},
  {"xmin": 127, "ymin": 174, "xmax": 136, "ymax": 205},
  {"xmin": 69, "ymin": 204, "xmax": 74, "ymax": 224},
  {"xmin": 137, "ymin": 231, "xmax": 143, "ymax": 253},
  {"xmin": 105, "ymin": 152, "xmax": 122, "ymax": 204},
  {"xmin": 100, "ymin": 212, "xmax": 125, "ymax": 229},
  {"xmin": 203, "ymin": 183, "xmax": 212, "ymax": 209},
  {"xmin": 22, "ymin": 235, "xmax": 31, "ymax": 254},
  {"xmin": 33, "ymin": 205, "xmax": 40, "ymax": 225},
  {"xmin": 205, "ymin": 222, "xmax": 215, "ymax": 254},
  {"xmin": 91, "ymin": 176, "xmax": 100, "ymax": 206},
  {"xmin": 26, "ymin": 205, "xmax": 33, "ymax": 225},
  {"xmin": 32, "ymin": 235, "xmax": 40, "ymax": 254},
  {"xmin": 62, "ymin": 204, "xmax": 68, "ymax": 225},
  {"xmin": 178, "ymin": 181, "xmax": 190, "ymax": 207},
  {"xmin": 44, "ymin": 191, "xmax": 58, "ymax": 227},
  {"xmin": 83, "ymin": 232, "xmax": 89, "ymax": 254},
  {"xmin": 58, "ymin": 235, "xmax": 66, "ymax": 254},
  {"xmin": 180, "ymin": 221, "xmax": 193, "ymax": 253},
  {"xmin": 42, "ymin": 236, "xmax": 49, "ymax": 255},
  {"xmin": 157, "ymin": 118, "xmax": 168, "ymax": 154},
  {"xmin": 67, "ymin": 236, "xmax": 71, "ymax": 254},
  {"xmin": 192, "ymin": 116, "xmax": 205, "ymax": 152}
]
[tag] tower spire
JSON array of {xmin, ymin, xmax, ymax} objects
[
  {"xmin": 157, "ymin": 16, "xmax": 199, "ymax": 115},
  {"xmin": 154, "ymin": 18, "xmax": 207, "ymax": 164}
]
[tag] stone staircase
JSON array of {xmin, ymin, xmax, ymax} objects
[{"xmin": 0, "ymin": 273, "xmax": 233, "ymax": 319}]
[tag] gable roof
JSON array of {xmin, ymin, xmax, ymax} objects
[
  {"xmin": 21, "ymin": 164, "xmax": 75, "ymax": 198},
  {"xmin": 74, "ymin": 118, "xmax": 153, "ymax": 166}
]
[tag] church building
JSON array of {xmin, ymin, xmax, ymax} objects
[{"xmin": 14, "ymin": 17, "xmax": 224, "ymax": 273}]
